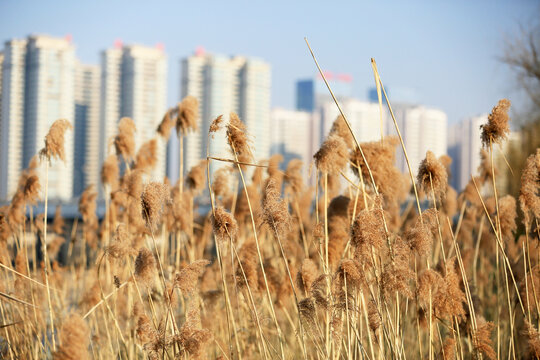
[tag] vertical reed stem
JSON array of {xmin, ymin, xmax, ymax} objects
[{"xmin": 42, "ymin": 162, "xmax": 56, "ymax": 350}]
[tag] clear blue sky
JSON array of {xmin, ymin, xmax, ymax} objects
[{"xmin": 1, "ymin": 0, "xmax": 537, "ymax": 124}]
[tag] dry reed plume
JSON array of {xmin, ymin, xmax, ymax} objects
[
  {"xmin": 114, "ymin": 117, "xmax": 136, "ymax": 161},
  {"xmin": 1, "ymin": 63, "xmax": 538, "ymax": 360}
]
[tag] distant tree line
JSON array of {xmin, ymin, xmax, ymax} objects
[{"xmin": 502, "ymin": 22, "xmax": 540, "ymax": 200}]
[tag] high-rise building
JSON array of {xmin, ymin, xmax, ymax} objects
[
  {"xmin": 239, "ymin": 59, "xmax": 272, "ymax": 162},
  {"xmin": 99, "ymin": 47, "xmax": 122, "ymax": 175},
  {"xmin": 447, "ymin": 124, "xmax": 461, "ymax": 190},
  {"xmin": 73, "ymin": 62, "xmax": 100, "ymax": 197},
  {"xmin": 270, "ymin": 108, "xmax": 313, "ymax": 180},
  {"xmin": 24, "ymin": 35, "xmax": 76, "ymax": 201},
  {"xmin": 315, "ymin": 98, "xmax": 386, "ymax": 148},
  {"xmin": 296, "ymin": 72, "xmax": 352, "ymax": 112},
  {"xmin": 177, "ymin": 50, "xmax": 270, "ymax": 179},
  {"xmin": 387, "ymin": 105, "xmax": 447, "ymax": 176},
  {"xmin": 1, "ymin": 35, "xmax": 75, "ymax": 201},
  {"xmin": 100, "ymin": 43, "xmax": 168, "ymax": 183},
  {"xmin": 448, "ymin": 115, "xmax": 486, "ymax": 191},
  {"xmin": 0, "ymin": 39, "xmax": 27, "ymax": 201}
]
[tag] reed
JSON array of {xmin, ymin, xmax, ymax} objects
[{"xmin": 0, "ymin": 57, "xmax": 538, "ymax": 360}]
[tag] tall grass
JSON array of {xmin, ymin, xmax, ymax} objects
[{"xmin": 0, "ymin": 61, "xmax": 539, "ymax": 360}]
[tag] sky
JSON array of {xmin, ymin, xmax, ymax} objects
[{"xmin": 0, "ymin": 0, "xmax": 538, "ymax": 124}]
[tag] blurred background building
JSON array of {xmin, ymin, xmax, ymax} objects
[
  {"xmin": 0, "ymin": 39, "xmax": 26, "ymax": 202},
  {"xmin": 100, "ymin": 43, "xmax": 168, "ymax": 185},
  {"xmin": 270, "ymin": 108, "xmax": 313, "ymax": 180},
  {"xmin": 447, "ymin": 115, "xmax": 485, "ymax": 191},
  {"xmin": 387, "ymin": 105, "xmax": 448, "ymax": 176},
  {"xmin": 1, "ymin": 35, "xmax": 75, "ymax": 201},
  {"xmin": 0, "ymin": 35, "xmax": 168, "ymax": 202},
  {"xmin": 73, "ymin": 62, "xmax": 100, "ymax": 197},
  {"xmin": 168, "ymin": 49, "xmax": 271, "ymax": 180},
  {"xmin": 0, "ymin": 33, "xmax": 524, "ymax": 202},
  {"xmin": 296, "ymin": 72, "xmax": 352, "ymax": 112}
]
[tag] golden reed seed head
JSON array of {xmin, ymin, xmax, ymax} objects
[
  {"xmin": 524, "ymin": 320, "xmax": 540, "ymax": 358},
  {"xmin": 313, "ymin": 133, "xmax": 348, "ymax": 174},
  {"xmin": 40, "ymin": 119, "xmax": 72, "ymax": 162},
  {"xmin": 268, "ymin": 153, "xmax": 283, "ymax": 177},
  {"xmin": 298, "ymin": 297, "xmax": 317, "ymax": 328},
  {"xmin": 185, "ymin": 160, "xmax": 207, "ymax": 193},
  {"xmin": 351, "ymin": 206, "xmax": 385, "ymax": 254},
  {"xmin": 22, "ymin": 174, "xmax": 41, "ymax": 205},
  {"xmin": 27, "ymin": 154, "xmax": 39, "ymax": 171},
  {"xmin": 100, "ymin": 154, "xmax": 119, "ymax": 191},
  {"xmin": 134, "ymin": 247, "xmax": 157, "ymax": 287},
  {"xmin": 497, "ymin": 195, "xmax": 517, "ymax": 238},
  {"xmin": 417, "ymin": 269, "xmax": 443, "ymax": 309},
  {"xmin": 284, "ymin": 158, "xmax": 304, "ymax": 194},
  {"xmin": 440, "ymin": 257, "xmax": 467, "ymax": 320},
  {"xmin": 212, "ymin": 166, "xmax": 232, "ymax": 197},
  {"xmin": 380, "ymin": 237, "xmax": 415, "ymax": 299},
  {"xmin": 0, "ymin": 214, "xmax": 10, "ymax": 255},
  {"xmin": 438, "ymin": 154, "xmax": 452, "ymax": 173},
  {"xmin": 114, "ymin": 117, "xmax": 136, "ymax": 161},
  {"xmin": 212, "ymin": 206, "xmax": 238, "ymax": 241},
  {"xmin": 157, "ymin": 109, "xmax": 175, "ymax": 139},
  {"xmin": 141, "ymin": 182, "xmax": 170, "ymax": 228},
  {"xmin": 417, "ymin": 150, "xmax": 448, "ymax": 200},
  {"xmin": 367, "ymin": 300, "xmax": 381, "ymax": 333},
  {"xmin": 227, "ymin": 112, "xmax": 253, "ymax": 160},
  {"xmin": 106, "ymin": 223, "xmax": 137, "ymax": 260},
  {"xmin": 175, "ymin": 259, "xmax": 210, "ymax": 295},
  {"xmin": 235, "ymin": 242, "xmax": 259, "ymax": 291},
  {"xmin": 350, "ymin": 137, "xmax": 406, "ymax": 204},
  {"xmin": 520, "ymin": 265, "xmax": 540, "ymax": 315},
  {"xmin": 473, "ymin": 316, "xmax": 496, "ymax": 360},
  {"xmin": 336, "ymin": 259, "xmax": 363, "ymax": 290},
  {"xmin": 442, "ymin": 185, "xmax": 458, "ymax": 217},
  {"xmin": 477, "ymin": 148, "xmax": 497, "ymax": 184},
  {"xmin": 53, "ymin": 314, "xmax": 90, "ymax": 360},
  {"xmin": 7, "ymin": 191, "xmax": 25, "ymax": 228},
  {"xmin": 262, "ymin": 178, "xmax": 291, "ymax": 237},
  {"xmin": 176, "ymin": 320, "xmax": 213, "ymax": 359},
  {"xmin": 440, "ymin": 337, "xmax": 456, "ymax": 360},
  {"xmin": 176, "ymin": 95, "xmax": 199, "ymax": 136},
  {"xmin": 311, "ymin": 274, "xmax": 330, "ymax": 309},
  {"xmin": 251, "ymin": 165, "xmax": 267, "ymax": 187},
  {"xmin": 134, "ymin": 138, "xmax": 158, "ymax": 172},
  {"xmin": 209, "ymin": 114, "xmax": 224, "ymax": 133},
  {"xmin": 519, "ymin": 149, "xmax": 540, "ymax": 226},
  {"xmin": 405, "ymin": 208, "xmax": 438, "ymax": 258},
  {"xmin": 125, "ymin": 169, "xmax": 144, "ymax": 199},
  {"xmin": 78, "ymin": 185, "xmax": 97, "ymax": 222},
  {"xmin": 481, "ymin": 99, "xmax": 511, "ymax": 147},
  {"xmin": 329, "ymin": 115, "xmax": 354, "ymax": 149},
  {"xmin": 296, "ymin": 258, "xmax": 318, "ymax": 296},
  {"xmin": 136, "ymin": 313, "xmax": 157, "ymax": 345}
]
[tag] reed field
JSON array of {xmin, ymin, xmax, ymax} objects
[{"xmin": 0, "ymin": 57, "xmax": 539, "ymax": 360}]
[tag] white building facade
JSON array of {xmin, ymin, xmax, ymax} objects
[
  {"xmin": 270, "ymin": 108, "xmax": 313, "ymax": 179},
  {"xmin": 0, "ymin": 39, "xmax": 27, "ymax": 201},
  {"xmin": 387, "ymin": 105, "xmax": 447, "ymax": 176},
  {"xmin": 448, "ymin": 115, "xmax": 486, "ymax": 190},
  {"xmin": 177, "ymin": 51, "xmax": 271, "ymax": 177},
  {"xmin": 24, "ymin": 35, "xmax": 76, "ymax": 201},
  {"xmin": 0, "ymin": 35, "xmax": 75, "ymax": 201},
  {"xmin": 74, "ymin": 62, "xmax": 101, "ymax": 196},
  {"xmin": 315, "ymin": 98, "xmax": 386, "ymax": 149},
  {"xmin": 100, "ymin": 44, "xmax": 168, "ymax": 183}
]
